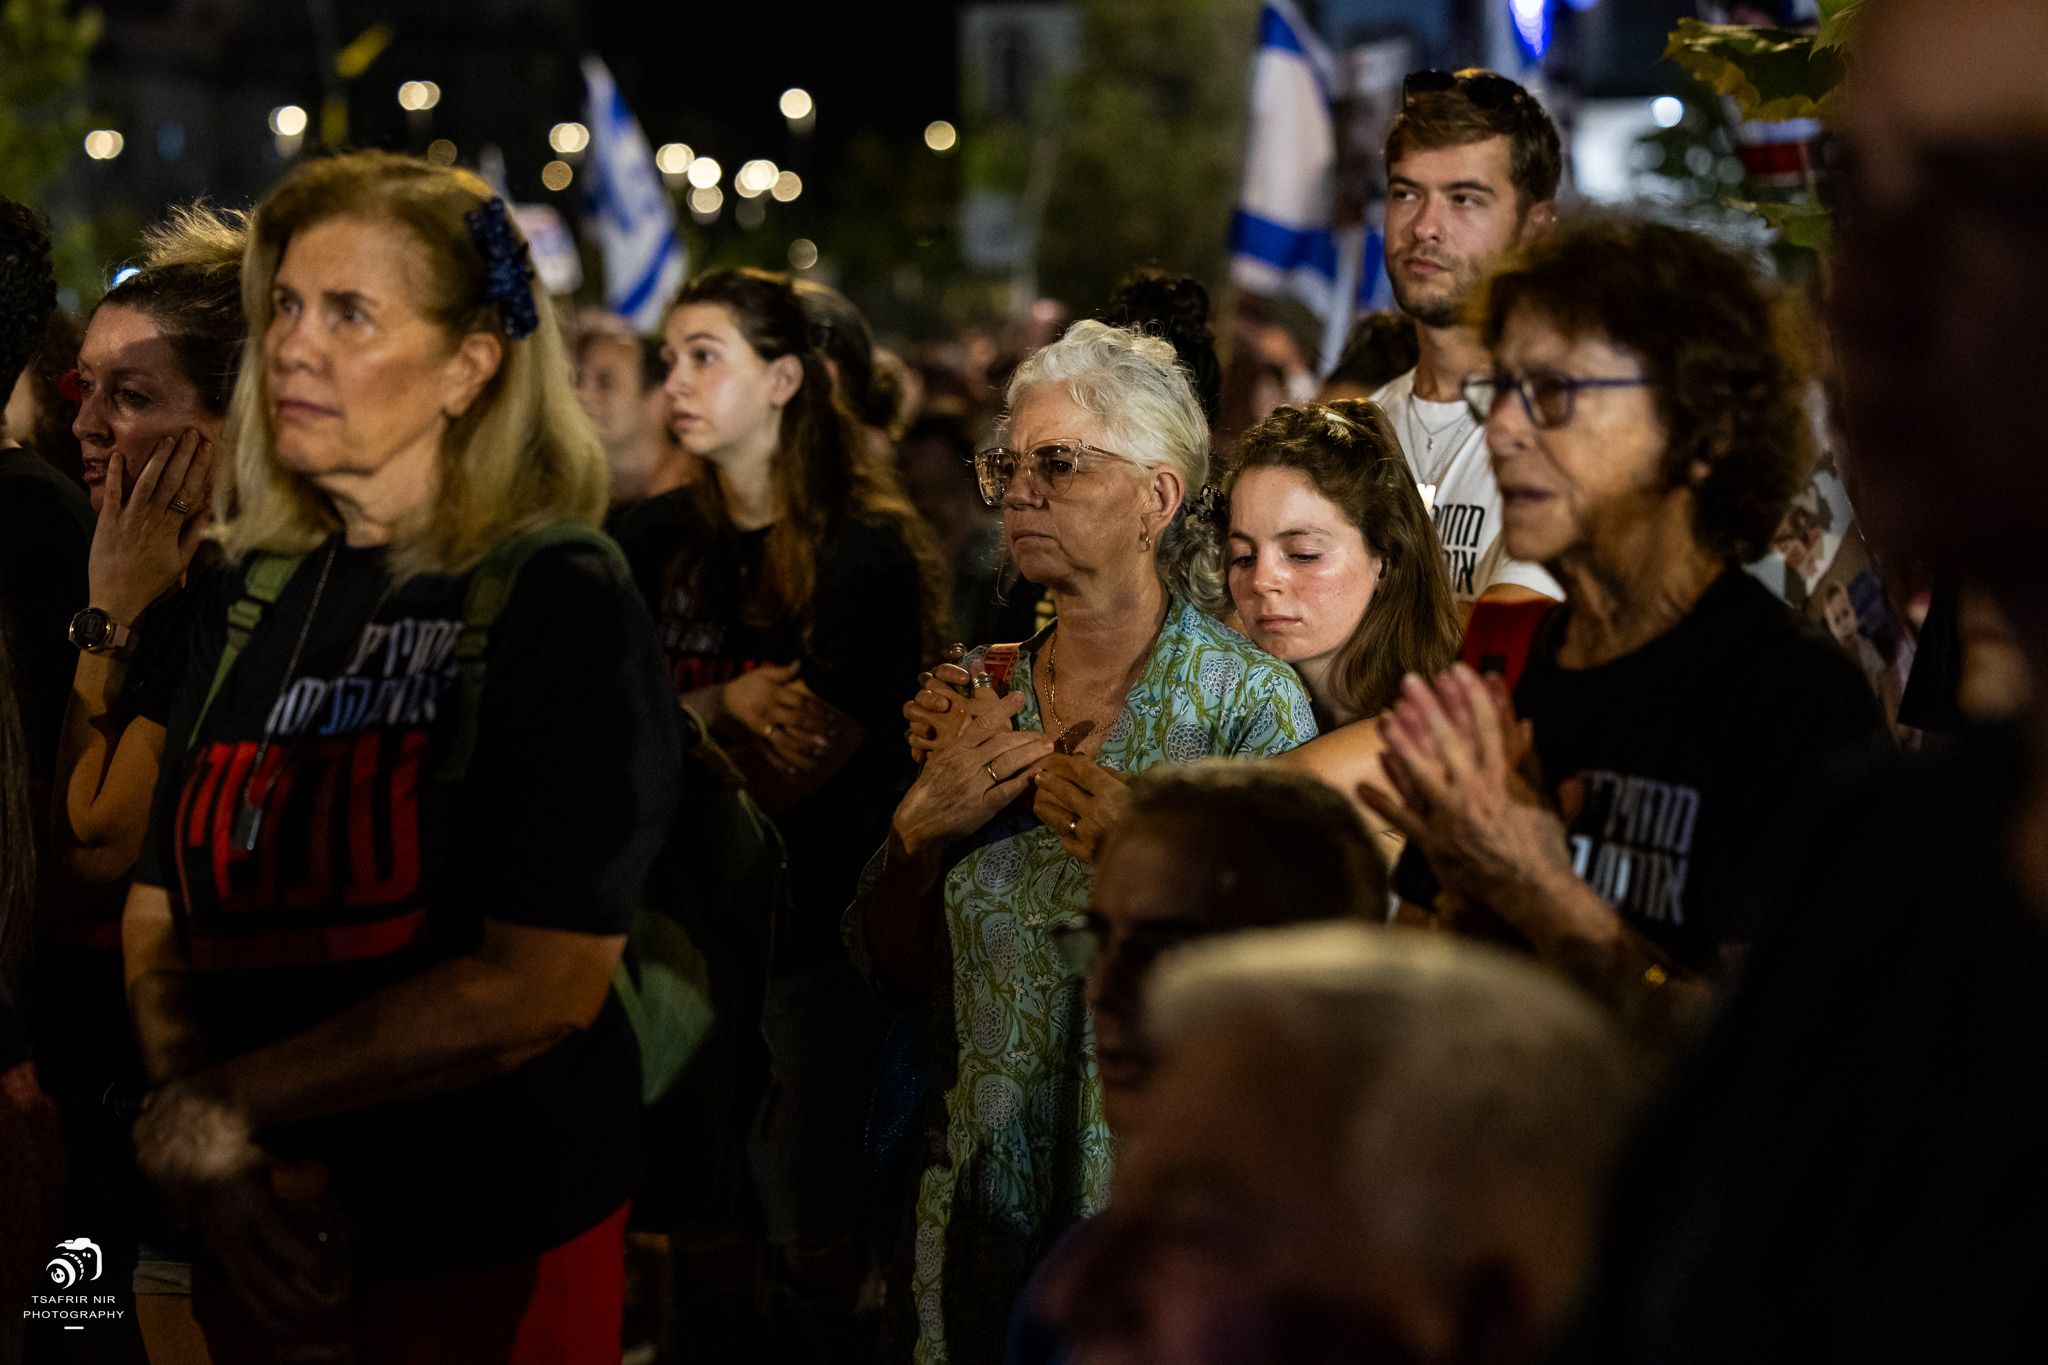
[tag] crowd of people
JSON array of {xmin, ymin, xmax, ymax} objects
[{"xmin": 1, "ymin": 0, "xmax": 2043, "ymax": 1361}]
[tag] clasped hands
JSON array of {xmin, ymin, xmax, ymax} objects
[
  {"xmin": 1359, "ymin": 664, "xmax": 1605, "ymax": 951},
  {"xmin": 132, "ymin": 1076, "xmax": 345, "ymax": 1335},
  {"xmin": 898, "ymin": 658, "xmax": 1127, "ymax": 862}
]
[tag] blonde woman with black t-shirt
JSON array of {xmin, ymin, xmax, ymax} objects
[{"xmin": 124, "ymin": 151, "xmax": 678, "ymax": 1362}]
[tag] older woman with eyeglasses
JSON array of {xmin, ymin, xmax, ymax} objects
[
  {"xmin": 848, "ymin": 321, "xmax": 1314, "ymax": 1364},
  {"xmin": 1361, "ymin": 217, "xmax": 1887, "ymax": 1047}
]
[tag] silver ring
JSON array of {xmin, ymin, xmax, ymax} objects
[
  {"xmin": 984, "ymin": 761, "xmax": 999, "ymax": 783},
  {"xmin": 168, "ymin": 497, "xmax": 196, "ymax": 515}
]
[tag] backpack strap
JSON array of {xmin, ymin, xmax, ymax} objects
[
  {"xmin": 437, "ymin": 524, "xmax": 629, "ymax": 784},
  {"xmin": 186, "ymin": 551, "xmax": 307, "ymax": 753}
]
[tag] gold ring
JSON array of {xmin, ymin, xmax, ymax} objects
[
  {"xmin": 985, "ymin": 761, "xmax": 999, "ymax": 783},
  {"xmin": 168, "ymin": 497, "xmax": 196, "ymax": 515}
]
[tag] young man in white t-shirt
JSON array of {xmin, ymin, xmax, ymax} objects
[{"xmin": 1369, "ymin": 69, "xmax": 1564, "ymax": 611}]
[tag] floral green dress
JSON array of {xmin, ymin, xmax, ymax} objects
[{"xmin": 899, "ymin": 596, "xmax": 1316, "ymax": 1363}]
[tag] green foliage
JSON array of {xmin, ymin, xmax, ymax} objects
[
  {"xmin": 1035, "ymin": 0, "xmax": 1258, "ymax": 314},
  {"xmin": 0, "ymin": 0, "xmax": 102, "ymax": 203},
  {"xmin": 1663, "ymin": 18, "xmax": 1848, "ymax": 122}
]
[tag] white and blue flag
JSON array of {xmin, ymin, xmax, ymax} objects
[
  {"xmin": 581, "ymin": 56, "xmax": 686, "ymax": 333},
  {"xmin": 1230, "ymin": 1, "xmax": 1339, "ymax": 325}
]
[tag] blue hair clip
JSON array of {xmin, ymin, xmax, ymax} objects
[{"xmin": 463, "ymin": 197, "xmax": 539, "ymax": 340}]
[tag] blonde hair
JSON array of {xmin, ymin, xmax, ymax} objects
[{"xmin": 219, "ymin": 151, "xmax": 606, "ymax": 578}]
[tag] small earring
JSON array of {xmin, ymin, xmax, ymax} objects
[{"xmin": 1140, "ymin": 527, "xmax": 1152, "ymax": 551}]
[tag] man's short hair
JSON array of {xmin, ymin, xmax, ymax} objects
[
  {"xmin": 1147, "ymin": 923, "xmax": 1645, "ymax": 1274},
  {"xmin": 1384, "ymin": 70, "xmax": 1562, "ymax": 211},
  {"xmin": 0, "ymin": 198, "xmax": 57, "ymax": 397}
]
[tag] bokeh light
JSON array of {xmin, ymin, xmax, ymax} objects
[
  {"xmin": 780, "ymin": 88, "xmax": 814, "ymax": 121},
  {"xmin": 83, "ymin": 129, "xmax": 124, "ymax": 160},
  {"xmin": 771, "ymin": 170, "xmax": 803, "ymax": 203},
  {"xmin": 426, "ymin": 139, "xmax": 458, "ymax": 166},
  {"xmin": 689, "ymin": 185, "xmax": 724, "ymax": 215},
  {"xmin": 788, "ymin": 239, "xmax": 819, "ymax": 270},
  {"xmin": 924, "ymin": 120, "xmax": 958, "ymax": 153},
  {"xmin": 686, "ymin": 156, "xmax": 721, "ymax": 189},
  {"xmin": 549, "ymin": 122, "xmax": 590, "ymax": 155},
  {"xmin": 1651, "ymin": 96, "xmax": 1684, "ymax": 128},
  {"xmin": 541, "ymin": 160, "xmax": 573, "ymax": 191},
  {"xmin": 397, "ymin": 81, "xmax": 441, "ymax": 112},
  {"xmin": 736, "ymin": 159, "xmax": 779, "ymax": 198},
  {"xmin": 656, "ymin": 143, "xmax": 694, "ymax": 176},
  {"xmin": 269, "ymin": 105, "xmax": 308, "ymax": 137}
]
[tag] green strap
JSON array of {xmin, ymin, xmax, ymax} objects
[
  {"xmin": 186, "ymin": 552, "xmax": 306, "ymax": 753},
  {"xmin": 437, "ymin": 524, "xmax": 627, "ymax": 784}
]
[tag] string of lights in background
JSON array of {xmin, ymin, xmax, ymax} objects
[{"xmin": 73, "ymin": 78, "xmax": 954, "ymax": 279}]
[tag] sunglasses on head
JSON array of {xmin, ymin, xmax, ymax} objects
[{"xmin": 1402, "ymin": 69, "xmax": 1523, "ymax": 111}]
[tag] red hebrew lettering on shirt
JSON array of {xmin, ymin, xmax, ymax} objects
[{"xmin": 173, "ymin": 614, "xmax": 458, "ymax": 970}]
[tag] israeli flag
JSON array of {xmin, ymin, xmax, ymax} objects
[
  {"xmin": 582, "ymin": 56, "xmax": 686, "ymax": 333},
  {"xmin": 1230, "ymin": 1, "xmax": 1338, "ymax": 323}
]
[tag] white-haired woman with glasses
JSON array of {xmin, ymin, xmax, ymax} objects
[{"xmin": 846, "ymin": 320, "xmax": 1315, "ymax": 1364}]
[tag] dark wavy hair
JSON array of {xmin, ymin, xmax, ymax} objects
[
  {"xmin": 98, "ymin": 202, "xmax": 248, "ymax": 416},
  {"xmin": 0, "ymin": 196, "xmax": 56, "ymax": 397},
  {"xmin": 793, "ymin": 278, "xmax": 900, "ymax": 432},
  {"xmin": 1105, "ymin": 268, "xmax": 1223, "ymax": 426},
  {"xmin": 1481, "ymin": 216, "xmax": 1809, "ymax": 563},
  {"xmin": 1386, "ymin": 70, "xmax": 1562, "ymax": 212},
  {"xmin": 1199, "ymin": 401, "xmax": 1462, "ymax": 719},
  {"xmin": 668, "ymin": 268, "xmax": 949, "ymax": 659}
]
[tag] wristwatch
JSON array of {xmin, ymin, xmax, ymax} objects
[{"xmin": 67, "ymin": 606, "xmax": 133, "ymax": 655}]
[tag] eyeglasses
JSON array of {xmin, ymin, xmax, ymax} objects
[
  {"xmin": 1461, "ymin": 368, "xmax": 1649, "ymax": 430},
  {"xmin": 973, "ymin": 439, "xmax": 1134, "ymax": 507},
  {"xmin": 1402, "ymin": 68, "xmax": 1523, "ymax": 110}
]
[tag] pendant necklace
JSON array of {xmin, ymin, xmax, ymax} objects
[{"xmin": 229, "ymin": 541, "xmax": 394, "ymax": 852}]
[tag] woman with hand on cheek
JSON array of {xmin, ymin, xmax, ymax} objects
[{"xmin": 29, "ymin": 208, "xmax": 243, "ymax": 1357}]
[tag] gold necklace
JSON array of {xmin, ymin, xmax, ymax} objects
[{"xmin": 1043, "ymin": 627, "xmax": 1066, "ymax": 733}]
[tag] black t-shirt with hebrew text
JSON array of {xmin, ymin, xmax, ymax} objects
[
  {"xmin": 1395, "ymin": 569, "xmax": 1888, "ymax": 972},
  {"xmin": 136, "ymin": 536, "xmax": 680, "ymax": 1278}
]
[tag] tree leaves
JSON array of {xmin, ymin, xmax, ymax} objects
[
  {"xmin": 0, "ymin": 0, "xmax": 103, "ymax": 203},
  {"xmin": 1663, "ymin": 18, "xmax": 1848, "ymax": 123}
]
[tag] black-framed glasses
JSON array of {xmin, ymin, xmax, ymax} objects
[
  {"xmin": 1461, "ymin": 368, "xmax": 1649, "ymax": 430},
  {"xmin": 1402, "ymin": 68, "xmax": 1523, "ymax": 110},
  {"xmin": 973, "ymin": 439, "xmax": 1135, "ymax": 508}
]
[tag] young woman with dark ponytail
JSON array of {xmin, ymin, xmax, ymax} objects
[{"xmin": 612, "ymin": 266, "xmax": 947, "ymax": 1352}]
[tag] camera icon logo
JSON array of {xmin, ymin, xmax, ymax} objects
[{"xmin": 46, "ymin": 1238, "xmax": 103, "ymax": 1288}]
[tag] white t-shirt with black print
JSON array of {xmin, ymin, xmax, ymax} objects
[{"xmin": 1371, "ymin": 368, "xmax": 1562, "ymax": 607}]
